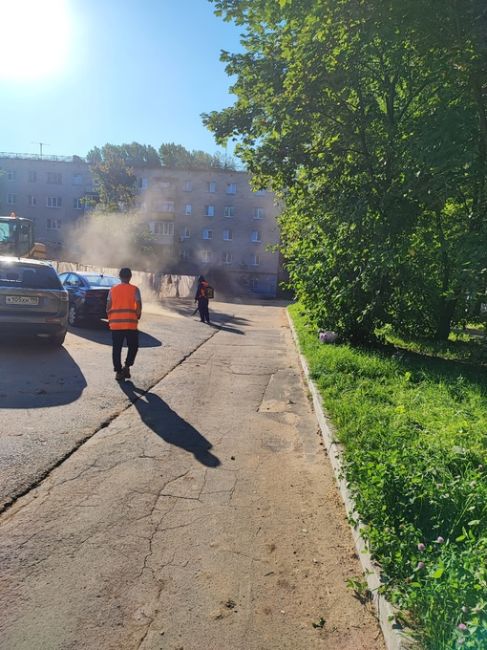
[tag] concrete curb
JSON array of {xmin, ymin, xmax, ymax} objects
[{"xmin": 287, "ymin": 311, "xmax": 417, "ymax": 650}]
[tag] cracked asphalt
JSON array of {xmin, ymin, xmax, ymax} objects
[{"xmin": 0, "ymin": 300, "xmax": 384, "ymax": 650}]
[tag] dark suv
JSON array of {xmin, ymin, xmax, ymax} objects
[
  {"xmin": 58, "ymin": 272, "xmax": 120, "ymax": 326},
  {"xmin": 0, "ymin": 257, "xmax": 68, "ymax": 346}
]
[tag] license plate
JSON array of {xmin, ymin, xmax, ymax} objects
[{"xmin": 6, "ymin": 295, "xmax": 39, "ymax": 306}]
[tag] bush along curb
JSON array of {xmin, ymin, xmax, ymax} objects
[{"xmin": 287, "ymin": 310, "xmax": 418, "ymax": 650}]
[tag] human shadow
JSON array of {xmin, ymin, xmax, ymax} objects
[
  {"xmin": 160, "ymin": 298, "xmax": 251, "ymax": 326},
  {"xmin": 0, "ymin": 338, "xmax": 86, "ymax": 408},
  {"xmin": 210, "ymin": 322, "xmax": 245, "ymax": 335},
  {"xmin": 119, "ymin": 382, "xmax": 221, "ymax": 468},
  {"xmin": 69, "ymin": 321, "xmax": 162, "ymax": 348}
]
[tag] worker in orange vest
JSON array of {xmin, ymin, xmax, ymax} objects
[
  {"xmin": 195, "ymin": 274, "xmax": 211, "ymax": 324},
  {"xmin": 107, "ymin": 267, "xmax": 142, "ymax": 381}
]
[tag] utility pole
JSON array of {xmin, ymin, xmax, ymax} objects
[{"xmin": 32, "ymin": 142, "xmax": 49, "ymax": 159}]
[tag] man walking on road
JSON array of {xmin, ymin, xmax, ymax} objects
[
  {"xmin": 195, "ymin": 274, "xmax": 211, "ymax": 324},
  {"xmin": 107, "ymin": 267, "xmax": 142, "ymax": 381}
]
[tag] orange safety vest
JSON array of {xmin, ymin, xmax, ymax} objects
[
  {"xmin": 108, "ymin": 283, "xmax": 139, "ymax": 330},
  {"xmin": 198, "ymin": 281, "xmax": 209, "ymax": 299}
]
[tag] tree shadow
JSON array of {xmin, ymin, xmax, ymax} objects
[
  {"xmin": 0, "ymin": 338, "xmax": 86, "ymax": 408},
  {"xmin": 119, "ymin": 382, "xmax": 221, "ymax": 468},
  {"xmin": 68, "ymin": 321, "xmax": 162, "ymax": 348}
]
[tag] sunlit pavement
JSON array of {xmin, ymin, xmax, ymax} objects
[{"xmin": 0, "ymin": 300, "xmax": 384, "ymax": 650}]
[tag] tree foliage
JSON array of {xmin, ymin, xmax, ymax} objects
[
  {"xmin": 204, "ymin": 0, "xmax": 487, "ymax": 341},
  {"xmin": 86, "ymin": 144, "xmax": 137, "ymax": 212},
  {"xmin": 159, "ymin": 142, "xmax": 237, "ymax": 170}
]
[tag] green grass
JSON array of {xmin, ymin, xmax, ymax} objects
[{"xmin": 289, "ymin": 304, "xmax": 487, "ymax": 649}]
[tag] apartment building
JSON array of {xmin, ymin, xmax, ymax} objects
[
  {"xmin": 0, "ymin": 153, "xmax": 94, "ymax": 254},
  {"xmin": 136, "ymin": 168, "xmax": 281, "ymax": 296},
  {"xmin": 0, "ymin": 153, "xmax": 282, "ymax": 296}
]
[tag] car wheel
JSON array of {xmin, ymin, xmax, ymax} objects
[
  {"xmin": 68, "ymin": 304, "xmax": 80, "ymax": 326},
  {"xmin": 49, "ymin": 332, "xmax": 66, "ymax": 347}
]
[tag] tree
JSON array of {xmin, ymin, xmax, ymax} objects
[
  {"xmin": 204, "ymin": 0, "xmax": 487, "ymax": 341},
  {"xmin": 159, "ymin": 142, "xmax": 238, "ymax": 170},
  {"xmin": 87, "ymin": 144, "xmax": 137, "ymax": 212}
]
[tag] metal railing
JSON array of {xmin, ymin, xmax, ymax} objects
[{"xmin": 0, "ymin": 152, "xmax": 86, "ymax": 163}]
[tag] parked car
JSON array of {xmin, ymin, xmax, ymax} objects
[
  {"xmin": 0, "ymin": 256, "xmax": 68, "ymax": 346},
  {"xmin": 58, "ymin": 272, "xmax": 120, "ymax": 326}
]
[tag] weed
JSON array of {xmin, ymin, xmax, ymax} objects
[{"xmin": 290, "ymin": 304, "xmax": 487, "ymax": 649}]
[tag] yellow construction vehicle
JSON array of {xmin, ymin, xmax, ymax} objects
[{"xmin": 0, "ymin": 213, "xmax": 46, "ymax": 259}]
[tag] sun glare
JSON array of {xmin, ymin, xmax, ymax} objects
[{"xmin": 0, "ymin": 0, "xmax": 72, "ymax": 81}]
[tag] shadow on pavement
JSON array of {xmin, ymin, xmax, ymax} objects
[
  {"xmin": 161, "ymin": 299, "xmax": 251, "ymax": 326},
  {"xmin": 120, "ymin": 382, "xmax": 221, "ymax": 468},
  {"xmin": 69, "ymin": 321, "xmax": 162, "ymax": 348},
  {"xmin": 210, "ymin": 322, "xmax": 245, "ymax": 335},
  {"xmin": 0, "ymin": 338, "xmax": 86, "ymax": 408}
]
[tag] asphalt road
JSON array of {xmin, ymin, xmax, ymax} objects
[
  {"xmin": 0, "ymin": 300, "xmax": 226, "ymax": 511},
  {"xmin": 0, "ymin": 300, "xmax": 384, "ymax": 649}
]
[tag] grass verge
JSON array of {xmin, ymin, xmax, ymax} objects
[{"xmin": 289, "ymin": 303, "xmax": 487, "ymax": 649}]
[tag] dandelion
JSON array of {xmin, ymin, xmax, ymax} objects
[
  {"xmin": 435, "ymin": 536, "xmax": 445, "ymax": 544},
  {"xmin": 461, "ymin": 606, "xmax": 468, "ymax": 614},
  {"xmin": 416, "ymin": 561, "xmax": 425, "ymax": 570},
  {"xmin": 457, "ymin": 623, "xmax": 467, "ymax": 631},
  {"xmin": 417, "ymin": 543, "xmax": 426, "ymax": 552}
]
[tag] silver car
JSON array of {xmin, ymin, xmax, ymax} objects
[{"xmin": 0, "ymin": 256, "xmax": 68, "ymax": 346}]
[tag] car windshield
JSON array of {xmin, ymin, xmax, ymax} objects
[
  {"xmin": 0, "ymin": 263, "xmax": 63, "ymax": 289},
  {"xmin": 83, "ymin": 275, "xmax": 120, "ymax": 288}
]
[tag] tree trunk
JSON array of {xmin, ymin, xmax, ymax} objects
[{"xmin": 435, "ymin": 297, "xmax": 457, "ymax": 341}]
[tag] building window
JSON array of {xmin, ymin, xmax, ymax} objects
[
  {"xmin": 160, "ymin": 201, "xmax": 175, "ymax": 212},
  {"xmin": 28, "ymin": 171, "xmax": 37, "ymax": 182},
  {"xmin": 254, "ymin": 208, "xmax": 265, "ymax": 219},
  {"xmin": 250, "ymin": 230, "xmax": 261, "ymax": 242},
  {"xmin": 222, "ymin": 252, "xmax": 233, "ymax": 264},
  {"xmin": 7, "ymin": 170, "xmax": 16, "ymax": 181},
  {"xmin": 47, "ymin": 172, "xmax": 62, "ymax": 184},
  {"xmin": 254, "ymin": 189, "xmax": 266, "ymax": 196},
  {"xmin": 180, "ymin": 249, "xmax": 190, "ymax": 261},
  {"xmin": 202, "ymin": 228, "xmax": 213, "ymax": 240},
  {"xmin": 207, "ymin": 181, "xmax": 217, "ymax": 193},
  {"xmin": 72, "ymin": 174, "xmax": 83, "ymax": 185},
  {"xmin": 205, "ymin": 205, "xmax": 215, "ymax": 217},
  {"xmin": 223, "ymin": 229, "xmax": 233, "ymax": 241},
  {"xmin": 47, "ymin": 196, "xmax": 62, "ymax": 208},
  {"xmin": 28, "ymin": 195, "xmax": 37, "ymax": 207},
  {"xmin": 184, "ymin": 203, "xmax": 192, "ymax": 215},
  {"xmin": 138, "ymin": 177, "xmax": 148, "ymax": 190},
  {"xmin": 183, "ymin": 180, "xmax": 192, "ymax": 192},
  {"xmin": 6, "ymin": 193, "xmax": 16, "ymax": 205},
  {"xmin": 224, "ymin": 206, "xmax": 235, "ymax": 218},
  {"xmin": 73, "ymin": 198, "xmax": 84, "ymax": 210},
  {"xmin": 226, "ymin": 182, "xmax": 237, "ymax": 194},
  {"xmin": 251, "ymin": 253, "xmax": 261, "ymax": 266},
  {"xmin": 150, "ymin": 221, "xmax": 174, "ymax": 236},
  {"xmin": 201, "ymin": 249, "xmax": 211, "ymax": 263},
  {"xmin": 47, "ymin": 218, "xmax": 62, "ymax": 230},
  {"xmin": 182, "ymin": 227, "xmax": 191, "ymax": 239},
  {"xmin": 155, "ymin": 179, "xmax": 172, "ymax": 189}
]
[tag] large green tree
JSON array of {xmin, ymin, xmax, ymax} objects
[
  {"xmin": 86, "ymin": 144, "xmax": 138, "ymax": 212},
  {"xmin": 204, "ymin": 0, "xmax": 487, "ymax": 341}
]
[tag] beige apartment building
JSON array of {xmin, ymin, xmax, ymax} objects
[{"xmin": 0, "ymin": 153, "xmax": 282, "ymax": 296}]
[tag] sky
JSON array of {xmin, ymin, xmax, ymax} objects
[{"xmin": 0, "ymin": 0, "xmax": 243, "ymax": 160}]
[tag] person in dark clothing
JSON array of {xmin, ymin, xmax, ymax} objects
[{"xmin": 195, "ymin": 275, "xmax": 210, "ymax": 324}]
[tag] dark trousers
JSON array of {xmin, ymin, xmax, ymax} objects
[
  {"xmin": 112, "ymin": 329, "xmax": 139, "ymax": 372},
  {"xmin": 198, "ymin": 297, "xmax": 210, "ymax": 323}
]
